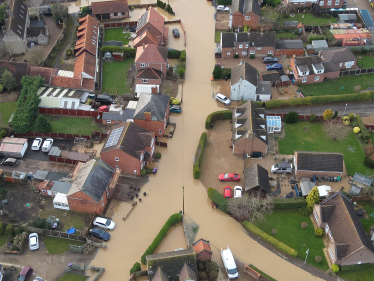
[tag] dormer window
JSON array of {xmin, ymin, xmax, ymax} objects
[
  {"xmin": 259, "ymin": 114, "xmax": 264, "ymax": 118},
  {"xmin": 302, "ymin": 72, "xmax": 307, "ymax": 75},
  {"xmin": 260, "ymin": 135, "xmax": 266, "ymax": 140}
]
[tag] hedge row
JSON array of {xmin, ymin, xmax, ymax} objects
[
  {"xmin": 207, "ymin": 188, "xmax": 229, "ymax": 214},
  {"xmin": 193, "ymin": 132, "xmax": 207, "ymax": 179},
  {"xmin": 242, "ymin": 221, "xmax": 298, "ymax": 258},
  {"xmin": 262, "ymin": 91, "xmax": 374, "ymax": 109},
  {"xmin": 130, "ymin": 262, "xmax": 141, "ymax": 275},
  {"xmin": 340, "ymin": 263, "xmax": 372, "ymax": 272},
  {"xmin": 168, "ymin": 49, "xmax": 182, "ymax": 59},
  {"xmin": 272, "ymin": 198, "xmax": 307, "ymax": 209},
  {"xmin": 217, "ymin": 0, "xmax": 232, "ymax": 5},
  {"xmin": 140, "ymin": 213, "xmax": 182, "ymax": 264},
  {"xmin": 308, "ymin": 35, "xmax": 325, "ymax": 43},
  {"xmin": 356, "ymin": 115, "xmax": 370, "ymax": 141},
  {"xmin": 101, "ymin": 46, "xmax": 136, "ymax": 57},
  {"xmin": 205, "ymin": 110, "xmax": 232, "ymax": 129}
]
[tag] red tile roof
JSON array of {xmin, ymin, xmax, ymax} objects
[
  {"xmin": 135, "ymin": 44, "xmax": 168, "ymax": 64},
  {"xmin": 192, "ymin": 239, "xmax": 212, "ymax": 254},
  {"xmin": 134, "ymin": 30, "xmax": 159, "ymax": 48},
  {"xmin": 92, "ymin": 0, "xmax": 129, "ymax": 15},
  {"xmin": 51, "ymin": 76, "xmax": 82, "ymax": 89},
  {"xmin": 135, "ymin": 67, "xmax": 162, "ymax": 80},
  {"xmin": 136, "ymin": 6, "xmax": 165, "ymax": 35},
  {"xmin": 82, "ymin": 78, "xmax": 95, "ymax": 91},
  {"xmin": 29, "ymin": 66, "xmax": 58, "ymax": 83},
  {"xmin": 75, "ymin": 15, "xmax": 100, "ymax": 57},
  {"xmin": 74, "ymin": 51, "xmax": 96, "ymax": 78}
]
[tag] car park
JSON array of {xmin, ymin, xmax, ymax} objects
[
  {"xmin": 17, "ymin": 266, "xmax": 33, "ymax": 281},
  {"xmin": 216, "ymin": 93, "xmax": 231, "ymax": 106},
  {"xmin": 98, "ymin": 105, "xmax": 111, "ymax": 113},
  {"xmin": 172, "ymin": 29, "xmax": 180, "ymax": 38},
  {"xmin": 42, "ymin": 139, "xmax": 53, "ymax": 152},
  {"xmin": 93, "ymin": 217, "xmax": 116, "ymax": 230},
  {"xmin": 89, "ymin": 228, "xmax": 111, "ymax": 241},
  {"xmin": 217, "ymin": 5, "xmax": 230, "ymax": 11},
  {"xmin": 262, "ymin": 56, "xmax": 279, "ymax": 64},
  {"xmin": 266, "ymin": 63, "xmax": 283, "ymax": 71},
  {"xmin": 0, "ymin": 158, "xmax": 18, "ymax": 167},
  {"xmin": 224, "ymin": 186, "xmax": 232, "ymax": 198},
  {"xmin": 170, "ymin": 105, "xmax": 182, "ymax": 113},
  {"xmin": 29, "ymin": 233, "xmax": 39, "ymax": 250},
  {"xmin": 219, "ymin": 173, "xmax": 240, "ymax": 182},
  {"xmin": 31, "ymin": 138, "xmax": 43, "ymax": 151},
  {"xmin": 234, "ymin": 186, "xmax": 243, "ymax": 198}
]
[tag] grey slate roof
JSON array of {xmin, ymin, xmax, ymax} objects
[
  {"xmin": 231, "ymin": 0, "xmax": 261, "ymax": 16},
  {"xmin": 231, "ymin": 61, "xmax": 258, "ymax": 86},
  {"xmin": 295, "ymin": 151, "xmax": 344, "ymax": 172},
  {"xmin": 321, "ymin": 48, "xmax": 357, "ymax": 64},
  {"xmin": 26, "ymin": 26, "xmax": 47, "ymax": 37},
  {"xmin": 243, "ymin": 164, "xmax": 271, "ymax": 192},
  {"xmin": 67, "ymin": 159, "xmax": 114, "ymax": 202},
  {"xmin": 51, "ymin": 181, "xmax": 72, "ymax": 194},
  {"xmin": 322, "ymin": 61, "xmax": 340, "ymax": 72},
  {"xmin": 34, "ymin": 170, "xmax": 49, "ymax": 181},
  {"xmin": 102, "ymin": 109, "xmax": 135, "ymax": 122},
  {"xmin": 260, "ymin": 72, "xmax": 280, "ymax": 82},
  {"xmin": 45, "ymin": 172, "xmax": 67, "ymax": 181},
  {"xmin": 133, "ymin": 94, "xmax": 169, "ymax": 121},
  {"xmin": 339, "ymin": 14, "xmax": 357, "ymax": 21},
  {"xmin": 294, "ymin": 56, "xmax": 324, "ymax": 75},
  {"xmin": 257, "ymin": 81, "xmax": 271, "ymax": 95},
  {"xmin": 221, "ymin": 32, "xmax": 276, "ymax": 48},
  {"xmin": 312, "ymin": 40, "xmax": 328, "ymax": 48},
  {"xmin": 7, "ymin": 0, "xmax": 28, "ymax": 39},
  {"xmin": 275, "ymin": 40, "xmax": 304, "ymax": 49}
]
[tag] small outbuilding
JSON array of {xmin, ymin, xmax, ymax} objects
[
  {"xmin": 37, "ymin": 86, "xmax": 89, "ymax": 109},
  {"xmin": 0, "ymin": 137, "xmax": 28, "ymax": 158},
  {"xmin": 338, "ymin": 14, "xmax": 357, "ymax": 23},
  {"xmin": 192, "ymin": 239, "xmax": 212, "ymax": 261},
  {"xmin": 266, "ymin": 116, "xmax": 281, "ymax": 134},
  {"xmin": 53, "ymin": 192, "xmax": 70, "ymax": 210},
  {"xmin": 244, "ymin": 164, "xmax": 271, "ymax": 194}
]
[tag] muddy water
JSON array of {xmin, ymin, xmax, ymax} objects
[{"xmin": 90, "ymin": 1, "xmax": 324, "ymax": 280}]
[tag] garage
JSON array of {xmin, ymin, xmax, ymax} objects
[{"xmin": 0, "ymin": 137, "xmax": 28, "ymax": 158}]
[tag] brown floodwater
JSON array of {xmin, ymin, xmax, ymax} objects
[{"xmin": 90, "ymin": 1, "xmax": 324, "ymax": 280}]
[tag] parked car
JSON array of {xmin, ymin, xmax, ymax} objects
[
  {"xmin": 93, "ymin": 217, "xmax": 116, "ymax": 230},
  {"xmin": 221, "ymin": 246, "xmax": 239, "ymax": 279},
  {"xmin": 89, "ymin": 228, "xmax": 111, "ymax": 241},
  {"xmin": 32, "ymin": 277, "xmax": 43, "ymax": 281},
  {"xmin": 169, "ymin": 105, "xmax": 182, "ymax": 113},
  {"xmin": 0, "ymin": 158, "xmax": 18, "ymax": 167},
  {"xmin": 42, "ymin": 138, "xmax": 53, "ymax": 152},
  {"xmin": 98, "ymin": 105, "xmax": 111, "ymax": 113},
  {"xmin": 271, "ymin": 163, "xmax": 293, "ymax": 174},
  {"xmin": 223, "ymin": 186, "xmax": 232, "ymax": 198},
  {"xmin": 95, "ymin": 94, "xmax": 115, "ymax": 105},
  {"xmin": 31, "ymin": 138, "xmax": 43, "ymax": 151},
  {"xmin": 266, "ymin": 63, "xmax": 283, "ymax": 71},
  {"xmin": 52, "ymin": 218, "xmax": 60, "ymax": 230},
  {"xmin": 216, "ymin": 93, "xmax": 231, "ymax": 106},
  {"xmin": 29, "ymin": 233, "xmax": 39, "ymax": 250},
  {"xmin": 263, "ymin": 56, "xmax": 279, "ymax": 64},
  {"xmin": 217, "ymin": 5, "xmax": 230, "ymax": 11},
  {"xmin": 234, "ymin": 186, "xmax": 243, "ymax": 198},
  {"xmin": 172, "ymin": 28, "xmax": 180, "ymax": 38},
  {"xmin": 17, "ymin": 266, "xmax": 33, "ymax": 281},
  {"xmin": 219, "ymin": 173, "xmax": 240, "ymax": 182}
]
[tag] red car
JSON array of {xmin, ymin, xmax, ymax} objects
[
  {"xmin": 219, "ymin": 173, "xmax": 240, "ymax": 182},
  {"xmin": 223, "ymin": 186, "xmax": 232, "ymax": 198},
  {"xmin": 98, "ymin": 105, "xmax": 111, "ymax": 113}
]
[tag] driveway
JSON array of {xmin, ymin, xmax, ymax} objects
[
  {"xmin": 23, "ymin": 139, "xmax": 73, "ymax": 162},
  {"xmin": 216, "ymin": 56, "xmax": 281, "ymax": 73}
]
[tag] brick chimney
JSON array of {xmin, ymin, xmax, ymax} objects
[
  {"xmin": 151, "ymin": 87, "xmax": 158, "ymax": 94},
  {"xmin": 144, "ymin": 112, "xmax": 151, "ymax": 120}
]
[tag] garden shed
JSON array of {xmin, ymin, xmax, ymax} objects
[
  {"xmin": 0, "ymin": 137, "xmax": 28, "ymax": 158},
  {"xmin": 266, "ymin": 116, "xmax": 281, "ymax": 134}
]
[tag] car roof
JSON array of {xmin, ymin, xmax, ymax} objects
[
  {"xmin": 95, "ymin": 217, "xmax": 107, "ymax": 223},
  {"xmin": 5, "ymin": 158, "xmax": 17, "ymax": 162},
  {"xmin": 20, "ymin": 266, "xmax": 31, "ymax": 274}
]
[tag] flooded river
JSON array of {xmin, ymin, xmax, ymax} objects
[{"xmin": 86, "ymin": 1, "xmax": 325, "ymax": 280}]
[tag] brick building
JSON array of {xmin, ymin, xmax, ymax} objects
[
  {"xmin": 91, "ymin": 0, "xmax": 129, "ymax": 20},
  {"xmin": 285, "ymin": 0, "xmax": 344, "ymax": 9},
  {"xmin": 220, "ymin": 31, "xmax": 276, "ymax": 59},
  {"xmin": 192, "ymin": 239, "xmax": 212, "ymax": 261},
  {"xmin": 100, "ymin": 123, "xmax": 155, "ymax": 175},
  {"xmin": 232, "ymin": 101, "xmax": 268, "ymax": 156},
  {"xmin": 134, "ymin": 30, "xmax": 159, "ymax": 49},
  {"xmin": 230, "ymin": 0, "xmax": 261, "ymax": 30},
  {"xmin": 290, "ymin": 55, "xmax": 326, "ymax": 84},
  {"xmin": 136, "ymin": 7, "xmax": 168, "ymax": 46},
  {"xmin": 133, "ymin": 94, "xmax": 170, "ymax": 137}
]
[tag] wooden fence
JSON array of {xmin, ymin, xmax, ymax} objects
[
  {"xmin": 49, "ymin": 156, "xmax": 85, "ymax": 165},
  {"xmin": 42, "ymin": 229, "xmax": 87, "ymax": 242},
  {"xmin": 39, "ymin": 107, "xmax": 99, "ymax": 117},
  {"xmin": 340, "ymin": 67, "xmax": 374, "ymax": 77},
  {"xmin": 103, "ymin": 21, "xmax": 137, "ymax": 29},
  {"xmin": 351, "ymin": 196, "xmax": 373, "ymax": 202},
  {"xmin": 14, "ymin": 131, "xmax": 108, "ymax": 140}
]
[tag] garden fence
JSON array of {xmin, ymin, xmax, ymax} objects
[
  {"xmin": 39, "ymin": 107, "xmax": 99, "ymax": 117},
  {"xmin": 13, "ymin": 131, "xmax": 108, "ymax": 140},
  {"xmin": 339, "ymin": 67, "xmax": 374, "ymax": 77},
  {"xmin": 42, "ymin": 229, "xmax": 87, "ymax": 242}
]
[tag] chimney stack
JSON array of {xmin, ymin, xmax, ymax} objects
[{"xmin": 144, "ymin": 112, "xmax": 151, "ymax": 120}]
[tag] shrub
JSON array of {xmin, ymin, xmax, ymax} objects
[
  {"xmin": 315, "ymin": 228, "xmax": 323, "ymax": 237},
  {"xmin": 358, "ymin": 132, "xmax": 363, "ymax": 140},
  {"xmin": 146, "ymin": 168, "xmax": 152, "ymax": 174},
  {"xmin": 130, "ymin": 262, "xmax": 141, "ymax": 275},
  {"xmin": 350, "ymin": 118, "xmax": 359, "ymax": 127},
  {"xmin": 298, "ymin": 207, "xmax": 311, "ymax": 216},
  {"xmin": 250, "ymin": 54, "xmax": 255, "ymax": 59},
  {"xmin": 180, "ymin": 50, "xmax": 186, "ymax": 62},
  {"xmin": 242, "ymin": 221, "xmax": 298, "ymax": 257},
  {"xmin": 193, "ymin": 132, "xmax": 207, "ymax": 179},
  {"xmin": 207, "ymin": 188, "xmax": 229, "ymax": 214},
  {"xmin": 141, "ymin": 168, "xmax": 146, "ymax": 176},
  {"xmin": 178, "ymin": 67, "xmax": 185, "ymax": 77},
  {"xmin": 284, "ymin": 111, "xmax": 299, "ymax": 123},
  {"xmin": 80, "ymin": 6, "xmax": 90, "ymax": 17},
  {"xmin": 154, "ymin": 152, "xmax": 161, "ymax": 159},
  {"xmin": 32, "ymin": 218, "xmax": 52, "ymax": 230},
  {"xmin": 5, "ymin": 223, "xmax": 14, "ymax": 237},
  {"xmin": 217, "ymin": 0, "xmax": 232, "ymax": 5},
  {"xmin": 309, "ymin": 113, "xmax": 316, "ymax": 123},
  {"xmin": 14, "ymin": 227, "xmax": 21, "ymax": 235},
  {"xmin": 349, "ymin": 113, "xmax": 355, "ymax": 120},
  {"xmin": 301, "ymin": 222, "xmax": 308, "ymax": 229},
  {"xmin": 205, "ymin": 110, "xmax": 232, "ymax": 129},
  {"xmin": 221, "ymin": 68, "xmax": 231, "ymax": 79},
  {"xmin": 332, "ymin": 264, "xmax": 339, "ymax": 273},
  {"xmin": 323, "ymin": 109, "xmax": 333, "ymax": 121},
  {"xmin": 140, "ymin": 213, "xmax": 182, "ymax": 264},
  {"xmin": 342, "ymin": 116, "xmax": 350, "ymax": 125},
  {"xmin": 353, "ymin": 127, "xmax": 360, "ymax": 134},
  {"xmin": 356, "ymin": 115, "xmax": 370, "ymax": 141},
  {"xmin": 36, "ymin": 115, "xmax": 52, "ymax": 133},
  {"xmin": 0, "ymin": 84, "xmax": 3, "ymax": 93},
  {"xmin": 0, "ymin": 129, "xmax": 7, "ymax": 138},
  {"xmin": 308, "ymin": 35, "xmax": 325, "ymax": 43},
  {"xmin": 364, "ymin": 155, "xmax": 374, "ymax": 168},
  {"xmin": 212, "ymin": 65, "xmax": 222, "ymax": 80},
  {"xmin": 340, "ymin": 263, "xmax": 372, "ymax": 272},
  {"xmin": 0, "ymin": 222, "xmax": 4, "ymax": 236},
  {"xmin": 306, "ymin": 186, "xmax": 319, "ymax": 208},
  {"xmin": 168, "ymin": 49, "xmax": 182, "ymax": 59},
  {"xmin": 315, "ymin": 256, "xmax": 322, "ymax": 263},
  {"xmin": 233, "ymin": 54, "xmax": 239, "ymax": 59},
  {"xmin": 244, "ymin": 25, "xmax": 248, "ymax": 32},
  {"xmin": 333, "ymin": 110, "xmax": 338, "ymax": 119},
  {"xmin": 272, "ymin": 198, "xmax": 307, "ymax": 209}
]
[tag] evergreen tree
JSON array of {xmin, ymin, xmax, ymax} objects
[
  {"xmin": 36, "ymin": 115, "xmax": 52, "ymax": 133},
  {"xmin": 0, "ymin": 70, "xmax": 16, "ymax": 92}
]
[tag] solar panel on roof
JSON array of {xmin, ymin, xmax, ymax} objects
[{"xmin": 104, "ymin": 127, "xmax": 125, "ymax": 148}]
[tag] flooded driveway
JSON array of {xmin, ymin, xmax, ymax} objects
[{"xmin": 90, "ymin": 1, "xmax": 326, "ymax": 280}]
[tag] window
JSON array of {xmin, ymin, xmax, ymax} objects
[
  {"xmin": 245, "ymin": 44, "xmax": 248, "ymax": 48},
  {"xmin": 115, "ymin": 165, "xmax": 119, "ymax": 169},
  {"xmin": 227, "ymin": 52, "xmax": 231, "ymax": 56},
  {"xmin": 329, "ymin": 248, "xmax": 334, "ymax": 260},
  {"xmin": 159, "ymin": 129, "xmax": 162, "ymax": 134},
  {"xmin": 302, "ymin": 77, "xmax": 307, "ymax": 83},
  {"xmin": 294, "ymin": 2, "xmax": 298, "ymax": 4},
  {"xmin": 329, "ymin": 231, "xmax": 333, "ymax": 239},
  {"xmin": 257, "ymin": 47, "xmax": 262, "ymax": 50},
  {"xmin": 314, "ymin": 76, "xmax": 320, "ymax": 81},
  {"xmin": 140, "ymin": 63, "xmax": 145, "ymax": 68},
  {"xmin": 167, "ymin": 64, "xmax": 169, "ymax": 69},
  {"xmin": 239, "ymin": 45, "xmax": 243, "ymax": 49},
  {"xmin": 314, "ymin": 212, "xmax": 319, "ymax": 222},
  {"xmin": 146, "ymin": 63, "xmax": 149, "ymax": 67},
  {"xmin": 250, "ymin": 50, "xmax": 255, "ymax": 54},
  {"xmin": 268, "ymin": 50, "xmax": 273, "ymax": 54},
  {"xmin": 114, "ymin": 13, "xmax": 118, "ymax": 16},
  {"xmin": 339, "ymin": 62, "xmax": 343, "ymax": 67},
  {"xmin": 325, "ymin": 224, "xmax": 330, "ymax": 233},
  {"xmin": 327, "ymin": 0, "xmax": 332, "ymax": 5},
  {"xmin": 142, "ymin": 79, "xmax": 148, "ymax": 83},
  {"xmin": 107, "ymin": 120, "xmax": 112, "ymax": 124},
  {"xmin": 140, "ymin": 153, "xmax": 144, "ymax": 161},
  {"xmin": 242, "ymin": 51, "xmax": 247, "ymax": 55},
  {"xmin": 245, "ymin": 16, "xmax": 250, "ymax": 20},
  {"xmin": 335, "ymin": 0, "xmax": 340, "ymax": 4},
  {"xmin": 115, "ymin": 157, "xmax": 119, "ymax": 161}
]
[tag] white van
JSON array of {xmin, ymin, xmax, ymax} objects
[
  {"xmin": 221, "ymin": 246, "xmax": 238, "ymax": 279},
  {"xmin": 271, "ymin": 163, "xmax": 293, "ymax": 174}
]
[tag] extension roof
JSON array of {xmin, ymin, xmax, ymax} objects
[
  {"xmin": 275, "ymin": 40, "xmax": 304, "ymax": 49},
  {"xmin": 295, "ymin": 151, "xmax": 344, "ymax": 172},
  {"xmin": 102, "ymin": 108, "xmax": 135, "ymax": 122},
  {"xmin": 136, "ymin": 6, "xmax": 165, "ymax": 34},
  {"xmin": 135, "ymin": 44, "xmax": 168, "ymax": 64},
  {"xmin": 67, "ymin": 159, "xmax": 114, "ymax": 202},
  {"xmin": 135, "ymin": 67, "xmax": 162, "ymax": 80},
  {"xmin": 294, "ymin": 56, "xmax": 324, "ymax": 75},
  {"xmin": 134, "ymin": 30, "xmax": 159, "ymax": 47},
  {"xmin": 133, "ymin": 94, "xmax": 169, "ymax": 121},
  {"xmin": 75, "ymin": 15, "xmax": 100, "ymax": 57},
  {"xmin": 221, "ymin": 32, "xmax": 276, "ymax": 48},
  {"xmin": 243, "ymin": 164, "xmax": 271, "ymax": 192},
  {"xmin": 231, "ymin": 61, "xmax": 258, "ymax": 87},
  {"xmin": 29, "ymin": 66, "xmax": 58, "ymax": 83},
  {"xmin": 6, "ymin": 0, "xmax": 28, "ymax": 39},
  {"xmin": 231, "ymin": 0, "xmax": 261, "ymax": 16},
  {"xmin": 321, "ymin": 48, "xmax": 357, "ymax": 64},
  {"xmin": 26, "ymin": 26, "xmax": 47, "ymax": 37},
  {"xmin": 91, "ymin": 0, "xmax": 129, "ymax": 15}
]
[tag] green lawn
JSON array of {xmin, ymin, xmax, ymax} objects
[
  {"xmin": 57, "ymin": 274, "xmax": 88, "ymax": 281},
  {"xmin": 276, "ymin": 32, "xmax": 298, "ymax": 39},
  {"xmin": 44, "ymin": 237, "xmax": 85, "ymax": 254},
  {"xmin": 104, "ymin": 28, "xmax": 130, "ymax": 45},
  {"xmin": 300, "ymin": 73, "xmax": 374, "ymax": 96},
  {"xmin": 102, "ymin": 59, "xmax": 133, "ymax": 95},
  {"xmin": 215, "ymin": 31, "xmax": 221, "ymax": 43},
  {"xmin": 359, "ymin": 202, "xmax": 374, "ymax": 235},
  {"xmin": 30, "ymin": 116, "xmax": 100, "ymax": 135},
  {"xmin": 278, "ymin": 122, "xmax": 374, "ymax": 176},
  {"xmin": 339, "ymin": 266, "xmax": 374, "ymax": 281},
  {"xmin": 280, "ymin": 13, "xmax": 337, "ymax": 26},
  {"xmin": 0, "ymin": 235, "xmax": 8, "ymax": 247},
  {"xmin": 255, "ymin": 211, "xmax": 328, "ymax": 270},
  {"xmin": 356, "ymin": 55, "xmax": 374, "ymax": 69},
  {"xmin": 39, "ymin": 208, "xmax": 89, "ymax": 233},
  {"xmin": 0, "ymin": 102, "xmax": 17, "ymax": 127}
]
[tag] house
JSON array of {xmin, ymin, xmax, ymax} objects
[
  {"xmin": 91, "ymin": 0, "xmax": 129, "ymax": 20},
  {"xmin": 294, "ymin": 151, "xmax": 344, "ymax": 178},
  {"xmin": 285, "ymin": 0, "xmax": 344, "ymax": 9},
  {"xmin": 101, "ymin": 107, "xmax": 135, "ymax": 125},
  {"xmin": 338, "ymin": 14, "xmax": 357, "ymax": 24},
  {"xmin": 135, "ymin": 44, "xmax": 169, "ymax": 82},
  {"xmin": 243, "ymin": 164, "xmax": 271, "ymax": 194},
  {"xmin": 26, "ymin": 26, "xmax": 48, "ymax": 45},
  {"xmin": 37, "ymin": 86, "xmax": 89, "ymax": 109},
  {"xmin": 3, "ymin": 0, "xmax": 30, "ymax": 55},
  {"xmin": 230, "ymin": 0, "xmax": 261, "ymax": 29},
  {"xmin": 0, "ymin": 137, "xmax": 28, "ymax": 158},
  {"xmin": 133, "ymin": 94, "xmax": 170, "ymax": 137},
  {"xmin": 100, "ymin": 123, "xmax": 155, "ymax": 175},
  {"xmin": 320, "ymin": 48, "xmax": 358, "ymax": 70},
  {"xmin": 220, "ymin": 31, "xmax": 276, "ymax": 58},
  {"xmin": 290, "ymin": 55, "xmax": 326, "ymax": 84},
  {"xmin": 231, "ymin": 101, "xmax": 268, "ymax": 156},
  {"xmin": 146, "ymin": 248, "xmax": 198, "ymax": 281},
  {"xmin": 134, "ymin": 30, "xmax": 159, "ymax": 49},
  {"xmin": 0, "ymin": 60, "xmax": 30, "ymax": 84},
  {"xmin": 192, "ymin": 239, "xmax": 212, "ymax": 261},
  {"xmin": 136, "ymin": 7, "xmax": 168, "ymax": 46},
  {"xmin": 230, "ymin": 61, "xmax": 272, "ymax": 101},
  {"xmin": 313, "ymin": 191, "xmax": 374, "ymax": 266},
  {"xmin": 29, "ymin": 66, "xmax": 58, "ymax": 84},
  {"xmin": 66, "ymin": 159, "xmax": 120, "ymax": 214},
  {"xmin": 275, "ymin": 40, "xmax": 312, "ymax": 56}
]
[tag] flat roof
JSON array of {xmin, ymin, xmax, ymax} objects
[{"xmin": 37, "ymin": 86, "xmax": 87, "ymax": 99}]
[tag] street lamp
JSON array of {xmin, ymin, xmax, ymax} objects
[{"xmin": 304, "ymin": 249, "xmax": 309, "ymax": 264}]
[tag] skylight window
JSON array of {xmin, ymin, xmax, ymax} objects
[
  {"xmin": 94, "ymin": 26, "xmax": 97, "ymax": 29},
  {"xmin": 17, "ymin": 30, "xmax": 21, "ymax": 34},
  {"xmin": 18, "ymin": 25, "xmax": 22, "ymax": 29}
]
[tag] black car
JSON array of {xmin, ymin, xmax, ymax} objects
[
  {"xmin": 262, "ymin": 56, "xmax": 279, "ymax": 64},
  {"xmin": 95, "ymin": 94, "xmax": 115, "ymax": 105},
  {"xmin": 172, "ymin": 29, "xmax": 180, "ymax": 38},
  {"xmin": 89, "ymin": 228, "xmax": 110, "ymax": 241},
  {"xmin": 1, "ymin": 158, "xmax": 18, "ymax": 167}
]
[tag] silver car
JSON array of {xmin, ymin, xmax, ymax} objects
[{"xmin": 216, "ymin": 93, "xmax": 231, "ymax": 106}]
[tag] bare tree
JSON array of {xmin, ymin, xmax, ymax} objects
[
  {"xmin": 28, "ymin": 0, "xmax": 46, "ymax": 21},
  {"xmin": 260, "ymin": 7, "xmax": 280, "ymax": 31},
  {"xmin": 25, "ymin": 48, "xmax": 45, "ymax": 66},
  {"xmin": 227, "ymin": 191, "xmax": 273, "ymax": 223},
  {"xmin": 323, "ymin": 119, "xmax": 350, "ymax": 141}
]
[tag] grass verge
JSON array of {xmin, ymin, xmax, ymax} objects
[
  {"xmin": 102, "ymin": 59, "xmax": 133, "ymax": 95},
  {"xmin": 0, "ymin": 235, "xmax": 8, "ymax": 247},
  {"xmin": 248, "ymin": 264, "xmax": 277, "ymax": 281},
  {"xmin": 215, "ymin": 30, "xmax": 221, "ymax": 43},
  {"xmin": 57, "ymin": 274, "xmax": 88, "ymax": 281},
  {"xmin": 280, "ymin": 13, "xmax": 337, "ymax": 25},
  {"xmin": 44, "ymin": 237, "xmax": 84, "ymax": 254},
  {"xmin": 104, "ymin": 28, "xmax": 130, "ymax": 45},
  {"xmin": 356, "ymin": 55, "xmax": 374, "ymax": 69},
  {"xmin": 0, "ymin": 102, "xmax": 17, "ymax": 127},
  {"xmin": 339, "ymin": 265, "xmax": 374, "ymax": 281}
]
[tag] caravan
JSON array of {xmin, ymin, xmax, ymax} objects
[{"xmin": 221, "ymin": 246, "xmax": 238, "ymax": 279}]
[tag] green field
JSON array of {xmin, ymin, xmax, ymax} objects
[
  {"xmin": 255, "ymin": 211, "xmax": 328, "ymax": 270},
  {"xmin": 44, "ymin": 237, "xmax": 85, "ymax": 254},
  {"xmin": 57, "ymin": 274, "xmax": 88, "ymax": 281},
  {"xmin": 104, "ymin": 28, "xmax": 130, "ymax": 45},
  {"xmin": 215, "ymin": 31, "xmax": 221, "ymax": 43},
  {"xmin": 0, "ymin": 102, "xmax": 17, "ymax": 127},
  {"xmin": 280, "ymin": 13, "xmax": 337, "ymax": 26},
  {"xmin": 356, "ymin": 55, "xmax": 374, "ymax": 69},
  {"xmin": 30, "ymin": 116, "xmax": 101, "ymax": 135},
  {"xmin": 102, "ymin": 59, "xmax": 133, "ymax": 95},
  {"xmin": 278, "ymin": 122, "xmax": 374, "ymax": 176}
]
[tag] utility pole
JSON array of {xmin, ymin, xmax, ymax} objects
[{"xmin": 304, "ymin": 249, "xmax": 309, "ymax": 264}]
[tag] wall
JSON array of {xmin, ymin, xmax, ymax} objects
[
  {"xmin": 134, "ymin": 78, "xmax": 161, "ymax": 85},
  {"xmin": 39, "ymin": 107, "xmax": 99, "ymax": 117},
  {"xmin": 101, "ymin": 150, "xmax": 141, "ymax": 175},
  {"xmin": 68, "ymin": 190, "xmax": 107, "ymax": 215},
  {"xmin": 295, "ymin": 170, "xmax": 343, "ymax": 177},
  {"xmin": 134, "ymin": 118, "xmax": 166, "ymax": 137},
  {"xmin": 109, "ymin": 12, "xmax": 129, "ymax": 20},
  {"xmin": 230, "ymin": 80, "xmax": 256, "ymax": 101}
]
